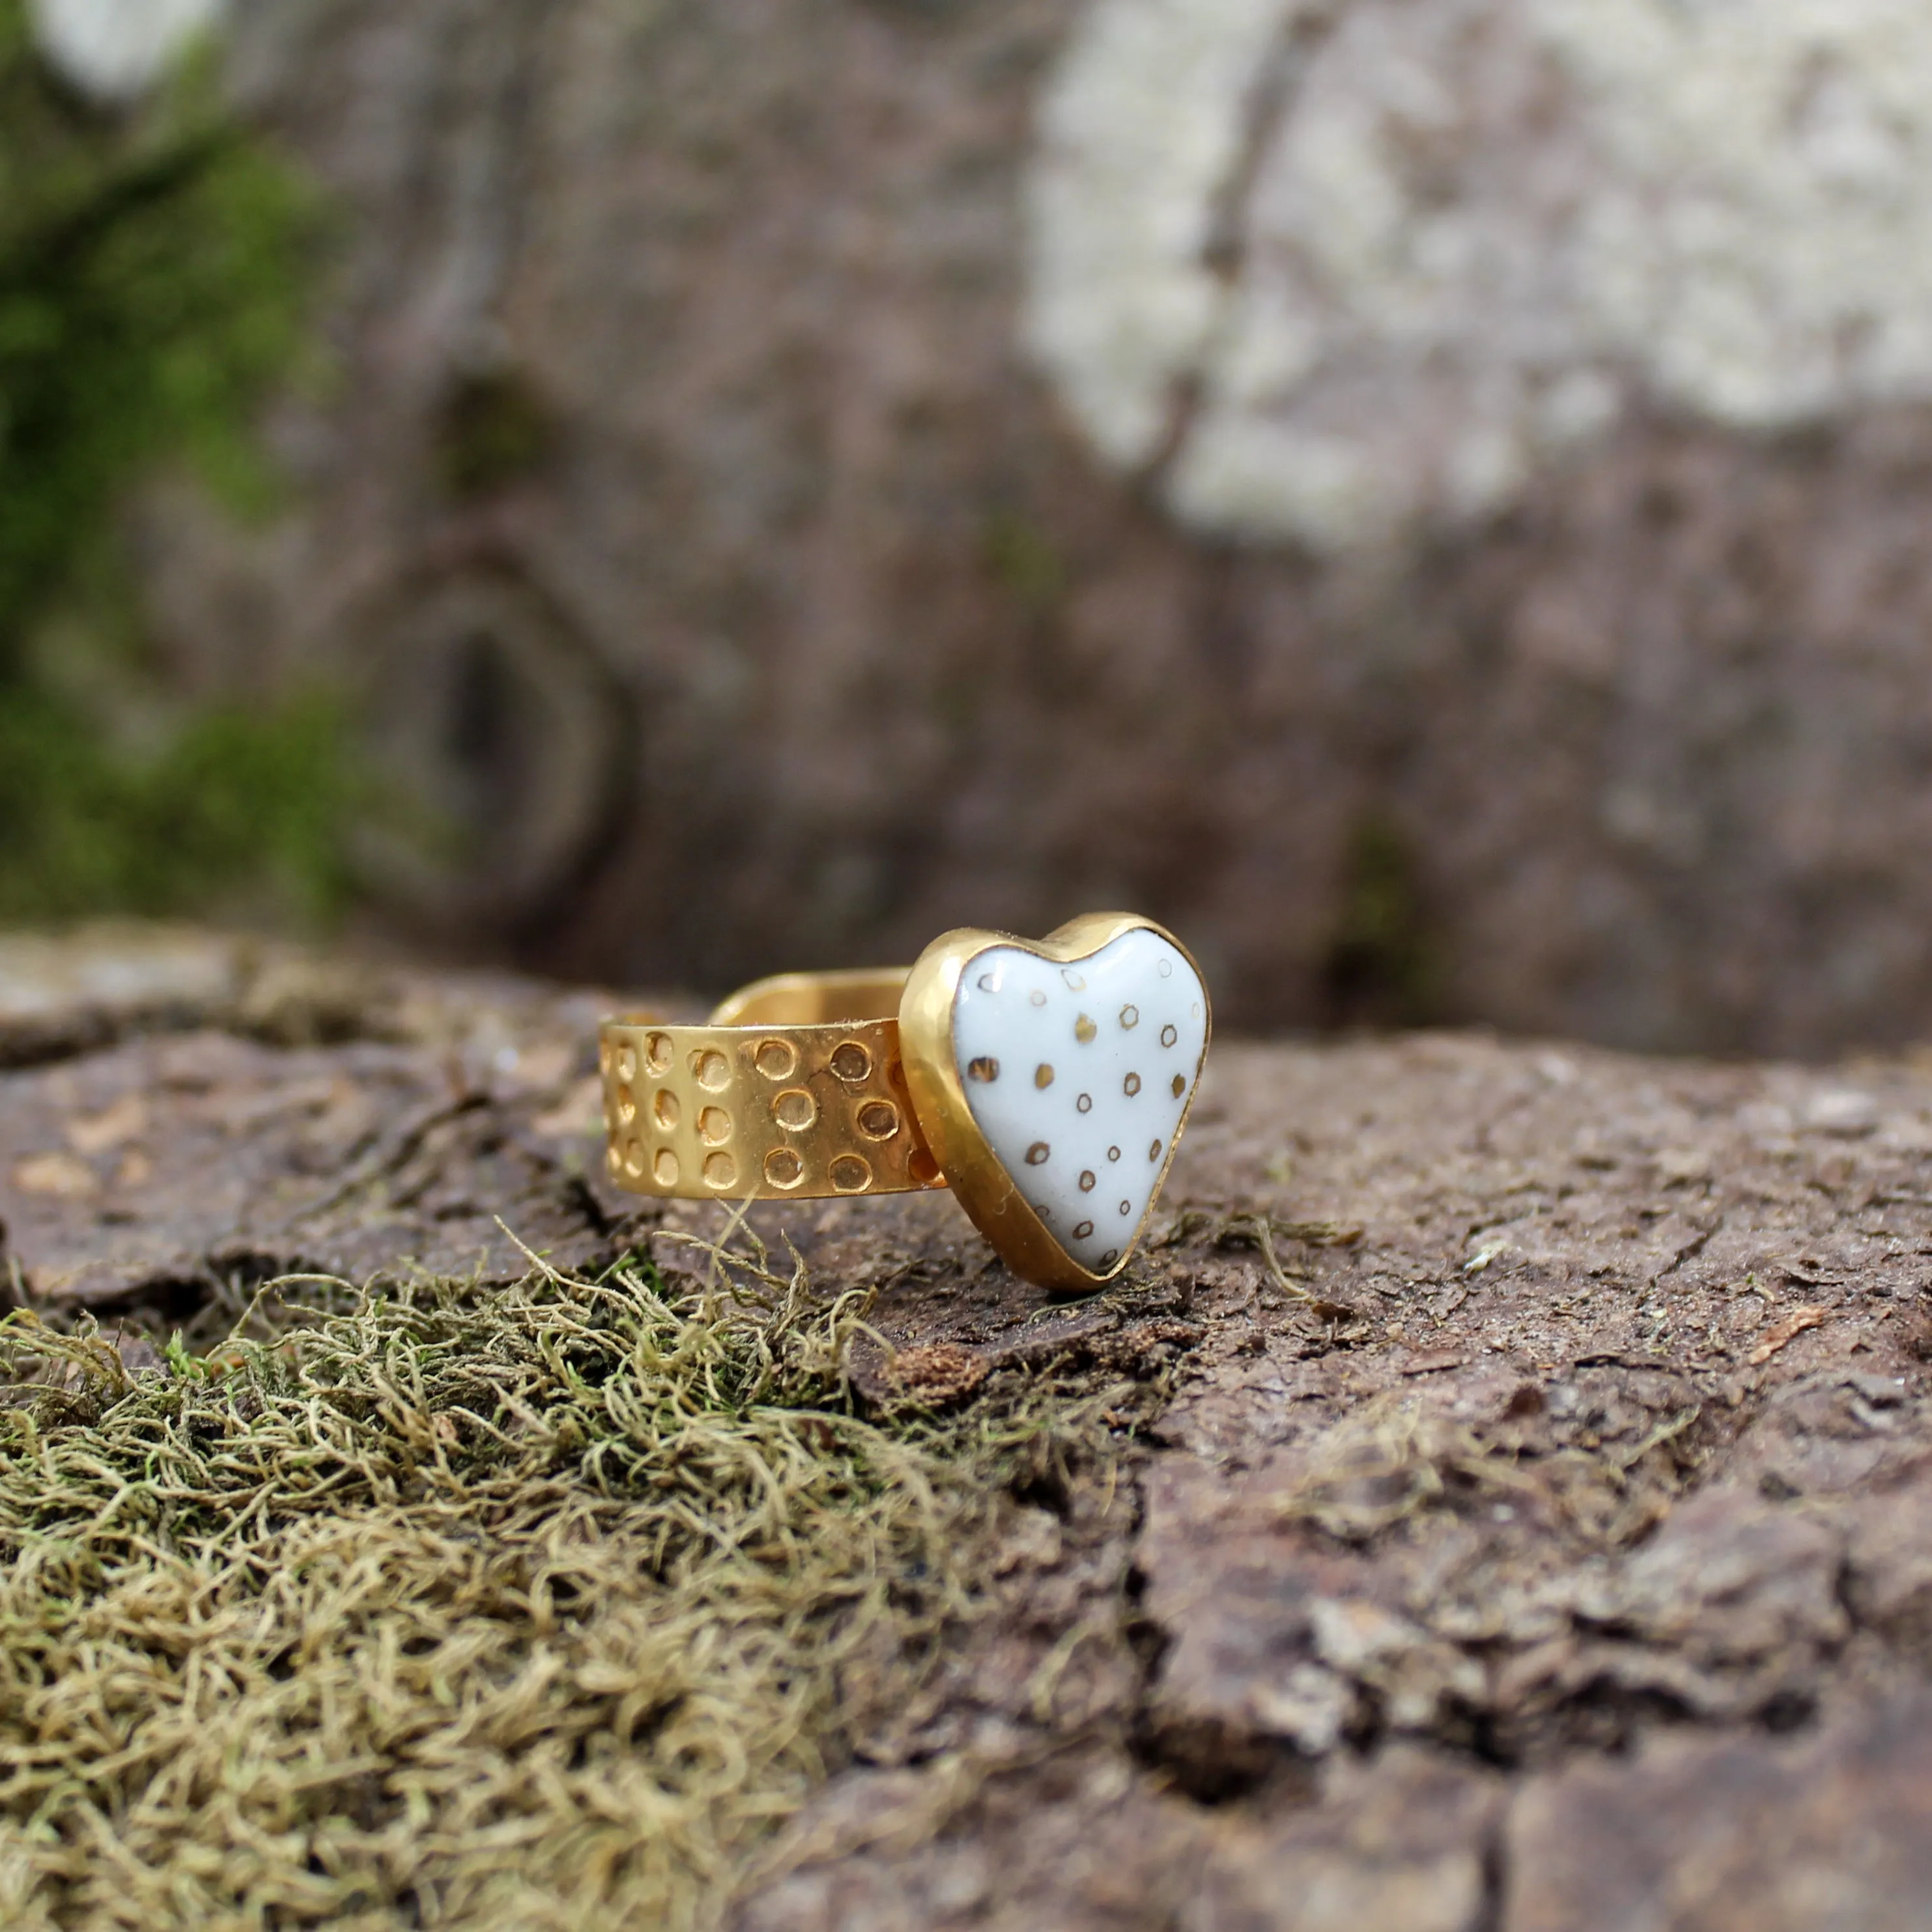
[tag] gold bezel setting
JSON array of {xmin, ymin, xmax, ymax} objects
[{"xmin": 897, "ymin": 912, "xmax": 1212, "ymax": 1294}]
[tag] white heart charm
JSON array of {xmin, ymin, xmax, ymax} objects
[
  {"xmin": 900, "ymin": 914, "xmax": 1211, "ymax": 1292},
  {"xmin": 953, "ymin": 928, "xmax": 1208, "ymax": 1274}
]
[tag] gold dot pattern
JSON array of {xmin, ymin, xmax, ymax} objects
[
  {"xmin": 829, "ymin": 1154, "xmax": 872, "ymax": 1193},
  {"xmin": 600, "ymin": 1014, "xmax": 943, "ymax": 1201},
  {"xmin": 948, "ymin": 926, "xmax": 1210, "ymax": 1279}
]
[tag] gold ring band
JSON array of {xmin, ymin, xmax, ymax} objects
[
  {"xmin": 599, "ymin": 971, "xmax": 943, "ymax": 1202},
  {"xmin": 600, "ymin": 915, "xmax": 1211, "ymax": 1294}
]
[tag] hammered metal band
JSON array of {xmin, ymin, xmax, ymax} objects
[{"xmin": 599, "ymin": 971, "xmax": 945, "ymax": 1200}]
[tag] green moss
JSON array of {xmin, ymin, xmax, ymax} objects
[
  {"xmin": 433, "ymin": 365, "xmax": 554, "ymax": 500},
  {"xmin": 0, "ymin": 683, "xmax": 352, "ymax": 924},
  {"xmin": 981, "ymin": 507, "xmax": 1068, "ymax": 620},
  {"xmin": 1322, "ymin": 811, "xmax": 1440, "ymax": 1029},
  {"xmin": 0, "ymin": 2, "xmax": 343, "ymax": 927}
]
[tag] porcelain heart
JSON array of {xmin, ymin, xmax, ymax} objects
[{"xmin": 950, "ymin": 926, "xmax": 1208, "ymax": 1277}]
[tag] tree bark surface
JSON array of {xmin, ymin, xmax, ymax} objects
[{"xmin": 5, "ymin": 927, "xmax": 1931, "ymax": 1927}]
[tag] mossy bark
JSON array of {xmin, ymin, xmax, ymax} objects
[{"xmin": 3, "ymin": 928, "xmax": 1931, "ymax": 1926}]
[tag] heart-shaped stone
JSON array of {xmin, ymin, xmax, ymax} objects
[{"xmin": 900, "ymin": 915, "xmax": 1210, "ymax": 1289}]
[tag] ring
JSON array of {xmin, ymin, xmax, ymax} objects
[{"xmin": 599, "ymin": 912, "xmax": 1211, "ymax": 1292}]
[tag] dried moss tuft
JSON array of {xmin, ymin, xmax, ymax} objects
[{"xmin": 0, "ymin": 1240, "xmax": 1119, "ymax": 1929}]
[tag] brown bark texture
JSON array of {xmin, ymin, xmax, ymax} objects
[
  {"xmin": 119, "ymin": 0, "xmax": 1932, "ymax": 1058},
  {"xmin": 7, "ymin": 925, "xmax": 1932, "ymax": 1927}
]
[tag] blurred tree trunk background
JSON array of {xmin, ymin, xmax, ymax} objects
[{"xmin": 20, "ymin": 0, "xmax": 1932, "ymax": 1057}]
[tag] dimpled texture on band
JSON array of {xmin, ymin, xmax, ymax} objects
[{"xmin": 600, "ymin": 1016, "xmax": 945, "ymax": 1199}]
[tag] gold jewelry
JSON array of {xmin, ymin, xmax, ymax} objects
[{"xmin": 600, "ymin": 913, "xmax": 1211, "ymax": 1293}]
